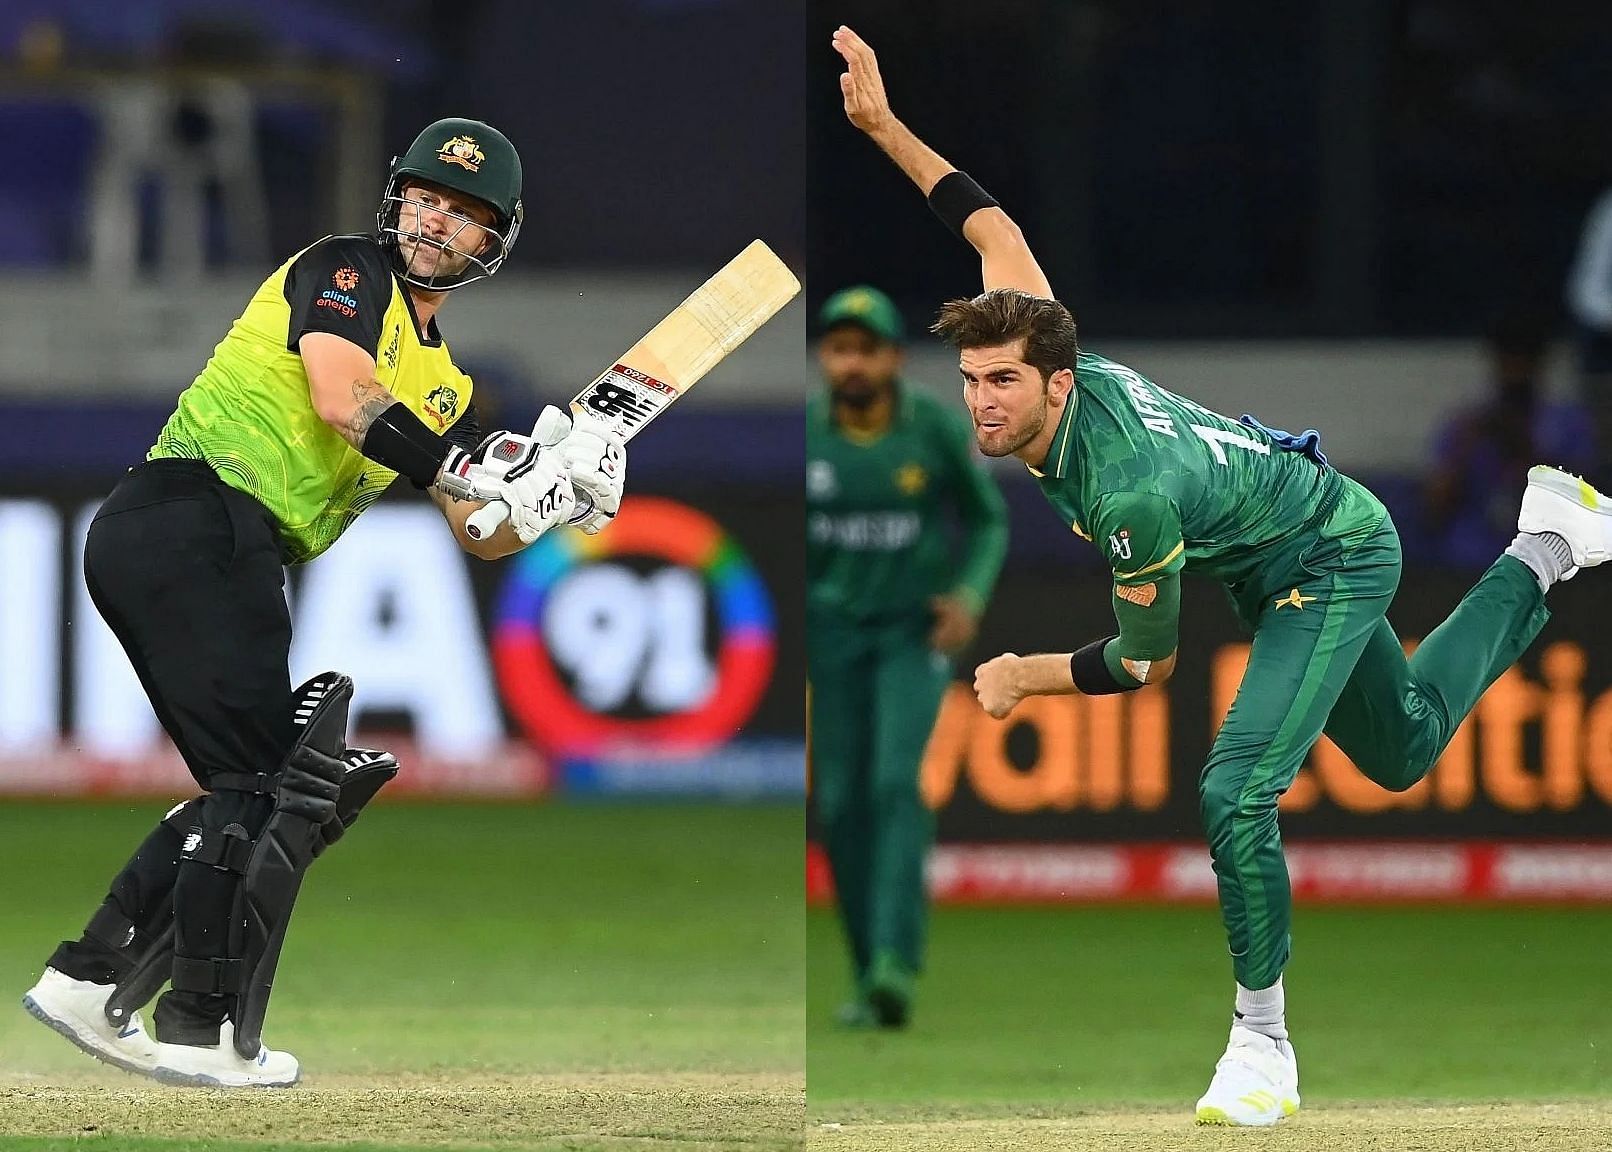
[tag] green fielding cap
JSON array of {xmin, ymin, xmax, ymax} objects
[{"xmin": 818, "ymin": 285, "xmax": 905, "ymax": 343}]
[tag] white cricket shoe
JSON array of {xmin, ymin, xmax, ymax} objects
[
  {"xmin": 150, "ymin": 1018, "xmax": 300, "ymax": 1088},
  {"xmin": 1194, "ymin": 1024, "xmax": 1300, "ymax": 1126},
  {"xmin": 22, "ymin": 967, "xmax": 160, "ymax": 1077},
  {"xmin": 1518, "ymin": 466, "xmax": 1612, "ymax": 575}
]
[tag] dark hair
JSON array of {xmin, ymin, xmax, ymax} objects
[{"xmin": 930, "ymin": 288, "xmax": 1079, "ymax": 381}]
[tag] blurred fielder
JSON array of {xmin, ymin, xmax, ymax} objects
[
  {"xmin": 834, "ymin": 26, "xmax": 1612, "ymax": 1125},
  {"xmin": 808, "ymin": 284, "xmax": 1007, "ymax": 1028},
  {"xmin": 23, "ymin": 118, "xmax": 626, "ymax": 1088}
]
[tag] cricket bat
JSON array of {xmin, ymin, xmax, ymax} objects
[{"xmin": 456, "ymin": 239, "xmax": 800, "ymax": 540}]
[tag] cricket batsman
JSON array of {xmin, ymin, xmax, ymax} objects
[
  {"xmin": 808, "ymin": 284, "xmax": 1007, "ymax": 1028},
  {"xmin": 21, "ymin": 117, "xmax": 627, "ymax": 1088},
  {"xmin": 834, "ymin": 26, "xmax": 1612, "ymax": 1124}
]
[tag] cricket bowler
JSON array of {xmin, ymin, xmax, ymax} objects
[
  {"xmin": 833, "ymin": 26, "xmax": 1612, "ymax": 1124},
  {"xmin": 808, "ymin": 284, "xmax": 1007, "ymax": 1028},
  {"xmin": 22, "ymin": 117, "xmax": 627, "ymax": 1088}
]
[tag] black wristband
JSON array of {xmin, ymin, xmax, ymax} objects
[
  {"xmin": 928, "ymin": 171, "xmax": 1000, "ymax": 240},
  {"xmin": 360, "ymin": 401, "xmax": 451, "ymax": 489},
  {"xmin": 1070, "ymin": 637, "xmax": 1136, "ymax": 696}
]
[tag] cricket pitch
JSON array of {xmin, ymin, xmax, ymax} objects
[
  {"xmin": 808, "ymin": 1101, "xmax": 1612, "ymax": 1151},
  {"xmin": 0, "ymin": 1070, "xmax": 803, "ymax": 1151}
]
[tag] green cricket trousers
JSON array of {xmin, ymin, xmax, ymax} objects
[
  {"xmin": 809, "ymin": 613, "xmax": 951, "ymax": 982},
  {"xmin": 1205, "ymin": 479, "xmax": 1549, "ymax": 989}
]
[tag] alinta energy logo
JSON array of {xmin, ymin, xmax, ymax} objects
[{"xmin": 491, "ymin": 496, "xmax": 775, "ymax": 759}]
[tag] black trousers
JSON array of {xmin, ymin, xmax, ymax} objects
[{"xmin": 48, "ymin": 459, "xmax": 295, "ymax": 1043}]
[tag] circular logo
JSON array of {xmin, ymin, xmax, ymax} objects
[{"xmin": 492, "ymin": 496, "xmax": 775, "ymax": 757}]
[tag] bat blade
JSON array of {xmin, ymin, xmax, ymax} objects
[
  {"xmin": 463, "ymin": 240, "xmax": 800, "ymax": 540},
  {"xmin": 568, "ymin": 239, "xmax": 802, "ymax": 442}
]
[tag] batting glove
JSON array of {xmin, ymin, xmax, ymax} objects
[
  {"xmin": 553, "ymin": 410, "xmax": 627, "ymax": 534},
  {"xmin": 488, "ymin": 406, "xmax": 576, "ymax": 545}
]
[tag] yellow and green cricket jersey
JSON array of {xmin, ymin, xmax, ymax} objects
[{"xmin": 150, "ymin": 233, "xmax": 480, "ymax": 564}]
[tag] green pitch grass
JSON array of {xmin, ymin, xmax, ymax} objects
[
  {"xmin": 808, "ymin": 904, "xmax": 1612, "ymax": 1149},
  {"xmin": 0, "ymin": 801, "xmax": 804, "ymax": 1151}
]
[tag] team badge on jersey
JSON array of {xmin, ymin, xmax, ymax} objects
[
  {"xmin": 896, "ymin": 462, "xmax": 927, "ymax": 495},
  {"xmin": 807, "ymin": 460, "xmax": 837, "ymax": 498},
  {"xmin": 437, "ymin": 135, "xmax": 484, "ymax": 171},
  {"xmin": 382, "ymin": 326, "xmax": 400, "ymax": 370},
  {"xmin": 1109, "ymin": 528, "xmax": 1132, "ymax": 561},
  {"xmin": 424, "ymin": 385, "xmax": 459, "ymax": 430},
  {"xmin": 1275, "ymin": 587, "xmax": 1317, "ymax": 611}
]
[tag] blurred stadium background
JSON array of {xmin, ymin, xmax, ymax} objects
[
  {"xmin": 0, "ymin": 2, "xmax": 803, "ymax": 1148},
  {"xmin": 808, "ymin": 0, "xmax": 1612, "ymax": 1138}
]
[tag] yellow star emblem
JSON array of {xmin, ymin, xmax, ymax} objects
[
  {"xmin": 896, "ymin": 462, "xmax": 927, "ymax": 495},
  {"xmin": 1274, "ymin": 588, "xmax": 1317, "ymax": 611}
]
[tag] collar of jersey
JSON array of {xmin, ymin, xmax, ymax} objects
[
  {"xmin": 398, "ymin": 274, "xmax": 444, "ymax": 347},
  {"xmin": 820, "ymin": 379, "xmax": 912, "ymax": 444},
  {"xmin": 1026, "ymin": 384, "xmax": 1080, "ymax": 480}
]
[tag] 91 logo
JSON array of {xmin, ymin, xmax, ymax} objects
[{"xmin": 491, "ymin": 496, "xmax": 775, "ymax": 757}]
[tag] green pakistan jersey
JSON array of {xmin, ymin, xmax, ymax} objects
[
  {"xmin": 807, "ymin": 385, "xmax": 1008, "ymax": 623},
  {"xmin": 149, "ymin": 233, "xmax": 482, "ymax": 564},
  {"xmin": 1034, "ymin": 352, "xmax": 1370, "ymax": 590}
]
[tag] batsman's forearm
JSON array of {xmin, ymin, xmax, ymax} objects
[
  {"xmin": 319, "ymin": 378, "xmax": 404, "ymax": 452},
  {"xmin": 866, "ymin": 118, "xmax": 956, "ymax": 197}
]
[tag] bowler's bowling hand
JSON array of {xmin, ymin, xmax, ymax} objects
[{"xmin": 832, "ymin": 26, "xmax": 895, "ymax": 137}]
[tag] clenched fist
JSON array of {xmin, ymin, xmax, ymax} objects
[{"xmin": 973, "ymin": 652, "xmax": 1026, "ymax": 720}]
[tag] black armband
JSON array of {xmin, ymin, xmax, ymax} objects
[
  {"xmin": 1070, "ymin": 637, "xmax": 1139, "ymax": 696},
  {"xmin": 360, "ymin": 401, "xmax": 452, "ymax": 489},
  {"xmin": 928, "ymin": 171, "xmax": 1000, "ymax": 240}
]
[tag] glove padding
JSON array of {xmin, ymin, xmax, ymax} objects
[
  {"xmin": 486, "ymin": 406, "xmax": 576, "ymax": 544},
  {"xmin": 439, "ymin": 428, "xmax": 542, "ymax": 502},
  {"xmin": 552, "ymin": 410, "xmax": 627, "ymax": 534}
]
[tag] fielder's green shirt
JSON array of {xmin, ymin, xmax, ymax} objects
[
  {"xmin": 150, "ymin": 233, "xmax": 481, "ymax": 564},
  {"xmin": 807, "ymin": 384, "xmax": 1008, "ymax": 624}
]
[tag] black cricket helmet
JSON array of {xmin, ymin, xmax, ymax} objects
[{"xmin": 378, "ymin": 117, "xmax": 523, "ymax": 291}]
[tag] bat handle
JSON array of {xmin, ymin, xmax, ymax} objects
[
  {"xmin": 464, "ymin": 485, "xmax": 594, "ymax": 542},
  {"xmin": 465, "ymin": 500, "xmax": 509, "ymax": 541}
]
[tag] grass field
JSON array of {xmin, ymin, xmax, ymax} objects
[
  {"xmin": 0, "ymin": 801, "xmax": 804, "ymax": 1152},
  {"xmin": 806, "ymin": 904, "xmax": 1612, "ymax": 1149}
]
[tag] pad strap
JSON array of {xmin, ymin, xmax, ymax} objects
[
  {"xmin": 171, "ymin": 954, "xmax": 246, "ymax": 995},
  {"xmin": 210, "ymin": 771, "xmax": 278, "ymax": 795},
  {"xmin": 180, "ymin": 824, "xmax": 255, "ymax": 874}
]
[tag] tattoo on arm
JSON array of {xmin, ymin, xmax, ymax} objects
[{"xmin": 338, "ymin": 378, "xmax": 399, "ymax": 450}]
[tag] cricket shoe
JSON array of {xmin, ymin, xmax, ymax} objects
[
  {"xmin": 1194, "ymin": 1025, "xmax": 1299, "ymax": 1126},
  {"xmin": 150, "ymin": 1020, "xmax": 300, "ymax": 1088},
  {"xmin": 22, "ymin": 967, "xmax": 160, "ymax": 1077},
  {"xmin": 1518, "ymin": 466, "xmax": 1612, "ymax": 576},
  {"xmin": 865, "ymin": 951, "xmax": 914, "ymax": 1029}
]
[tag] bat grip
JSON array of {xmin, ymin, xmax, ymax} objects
[{"xmin": 463, "ymin": 484, "xmax": 595, "ymax": 542}]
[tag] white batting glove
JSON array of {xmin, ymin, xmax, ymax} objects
[
  {"xmin": 492, "ymin": 454, "xmax": 575, "ymax": 545},
  {"xmin": 437, "ymin": 428, "xmax": 543, "ymax": 503},
  {"xmin": 554, "ymin": 411, "xmax": 627, "ymax": 534}
]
